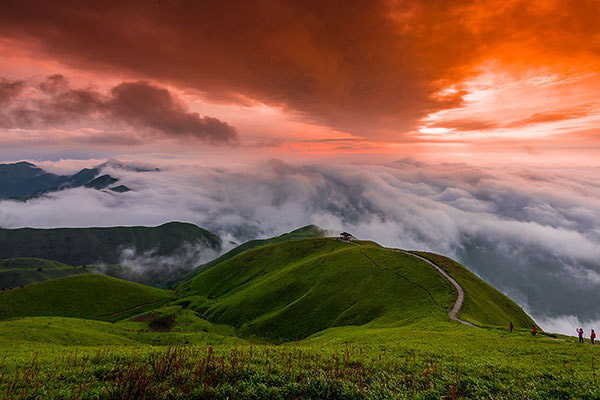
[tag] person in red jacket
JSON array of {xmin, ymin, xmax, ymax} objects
[
  {"xmin": 509, "ymin": 322, "xmax": 514, "ymax": 333},
  {"xmin": 591, "ymin": 329, "xmax": 596, "ymax": 345},
  {"xmin": 531, "ymin": 325, "xmax": 537, "ymax": 336}
]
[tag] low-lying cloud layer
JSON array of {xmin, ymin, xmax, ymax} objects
[
  {"xmin": 0, "ymin": 158, "xmax": 599, "ymax": 334},
  {"xmin": 96, "ymin": 240, "xmax": 221, "ymax": 287},
  {"xmin": 0, "ymin": 75, "xmax": 238, "ymax": 144}
]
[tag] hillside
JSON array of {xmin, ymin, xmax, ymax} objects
[
  {"xmin": 411, "ymin": 251, "xmax": 534, "ymax": 328},
  {"xmin": 180, "ymin": 237, "xmax": 535, "ymax": 340},
  {"xmin": 179, "ymin": 224, "xmax": 326, "ymax": 283},
  {"xmin": 0, "ymin": 274, "xmax": 174, "ymax": 321},
  {"xmin": 0, "ymin": 222, "xmax": 220, "ymax": 266},
  {"xmin": 0, "ymin": 257, "xmax": 88, "ymax": 288}
]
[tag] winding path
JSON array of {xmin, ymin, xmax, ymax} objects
[{"xmin": 397, "ymin": 250, "xmax": 476, "ymax": 327}]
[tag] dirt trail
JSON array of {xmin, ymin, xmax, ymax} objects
[
  {"xmin": 94, "ymin": 299, "xmax": 164, "ymax": 320},
  {"xmin": 341, "ymin": 238, "xmax": 477, "ymax": 327},
  {"xmin": 399, "ymin": 250, "xmax": 476, "ymax": 327}
]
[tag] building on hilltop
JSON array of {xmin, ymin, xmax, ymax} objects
[{"xmin": 340, "ymin": 232, "xmax": 353, "ymax": 241}]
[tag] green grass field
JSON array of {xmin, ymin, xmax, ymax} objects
[{"xmin": 0, "ymin": 234, "xmax": 596, "ymax": 399}]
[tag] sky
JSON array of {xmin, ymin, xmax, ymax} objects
[{"xmin": 0, "ymin": 0, "xmax": 599, "ymax": 334}]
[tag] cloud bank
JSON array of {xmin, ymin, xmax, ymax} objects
[
  {"xmin": 0, "ymin": 75, "xmax": 238, "ymax": 144},
  {"xmin": 0, "ymin": 158, "xmax": 599, "ymax": 335}
]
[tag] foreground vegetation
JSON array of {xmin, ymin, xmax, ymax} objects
[{"xmin": 1, "ymin": 320, "xmax": 599, "ymax": 399}]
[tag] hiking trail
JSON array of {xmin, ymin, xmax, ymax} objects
[{"xmin": 397, "ymin": 250, "xmax": 476, "ymax": 327}]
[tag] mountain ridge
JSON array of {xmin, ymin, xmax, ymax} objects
[{"xmin": 0, "ymin": 161, "xmax": 129, "ymax": 199}]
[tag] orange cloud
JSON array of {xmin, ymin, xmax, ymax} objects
[{"xmin": 0, "ymin": 0, "xmax": 599, "ymax": 163}]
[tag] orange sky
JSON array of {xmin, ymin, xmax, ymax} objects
[{"xmin": 0, "ymin": 0, "xmax": 599, "ymax": 164}]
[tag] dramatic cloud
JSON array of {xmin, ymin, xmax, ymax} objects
[
  {"xmin": 0, "ymin": 158, "xmax": 599, "ymax": 334},
  {"xmin": 107, "ymin": 82, "xmax": 238, "ymax": 143},
  {"xmin": 2, "ymin": 0, "xmax": 598, "ymax": 137},
  {"xmin": 0, "ymin": 75, "xmax": 238, "ymax": 144},
  {"xmin": 0, "ymin": 78, "xmax": 24, "ymax": 105}
]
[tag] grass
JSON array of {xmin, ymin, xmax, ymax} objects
[
  {"xmin": 1, "ymin": 320, "xmax": 599, "ymax": 399},
  {"xmin": 180, "ymin": 238, "xmax": 531, "ymax": 341},
  {"xmin": 0, "ymin": 274, "xmax": 174, "ymax": 321},
  {"xmin": 179, "ymin": 224, "xmax": 326, "ymax": 283},
  {"xmin": 0, "ymin": 257, "xmax": 89, "ymax": 288}
]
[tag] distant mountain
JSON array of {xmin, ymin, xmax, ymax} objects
[
  {"xmin": 0, "ymin": 161, "xmax": 129, "ymax": 199},
  {"xmin": 0, "ymin": 222, "xmax": 222, "ymax": 287}
]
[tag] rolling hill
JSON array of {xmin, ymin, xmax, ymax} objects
[
  {"xmin": 0, "ymin": 274, "xmax": 174, "ymax": 321},
  {"xmin": 179, "ymin": 224, "xmax": 326, "ymax": 283},
  {"xmin": 0, "ymin": 222, "xmax": 221, "ymax": 287},
  {"xmin": 179, "ymin": 237, "xmax": 535, "ymax": 340},
  {"xmin": 0, "ymin": 257, "xmax": 88, "ymax": 289},
  {"xmin": 0, "ymin": 222, "xmax": 221, "ymax": 266}
]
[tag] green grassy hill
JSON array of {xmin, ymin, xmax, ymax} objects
[
  {"xmin": 0, "ymin": 221, "xmax": 221, "ymax": 266},
  {"xmin": 0, "ymin": 257, "xmax": 88, "ymax": 289},
  {"xmin": 179, "ymin": 224, "xmax": 325, "ymax": 284},
  {"xmin": 179, "ymin": 237, "xmax": 534, "ymax": 340},
  {"xmin": 0, "ymin": 274, "xmax": 174, "ymax": 321}
]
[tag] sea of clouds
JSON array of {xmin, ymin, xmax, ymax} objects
[{"xmin": 1, "ymin": 157, "xmax": 599, "ymax": 335}]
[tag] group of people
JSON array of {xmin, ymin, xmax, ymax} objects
[{"xmin": 508, "ymin": 322, "xmax": 596, "ymax": 343}]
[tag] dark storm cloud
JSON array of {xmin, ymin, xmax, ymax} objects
[
  {"xmin": 3, "ymin": 1, "xmax": 598, "ymax": 137},
  {"xmin": 1, "ymin": 158, "xmax": 598, "ymax": 334},
  {"xmin": 0, "ymin": 76, "xmax": 238, "ymax": 144},
  {"xmin": 107, "ymin": 82, "xmax": 238, "ymax": 143}
]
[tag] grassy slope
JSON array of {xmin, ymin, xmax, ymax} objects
[
  {"xmin": 179, "ymin": 225, "xmax": 325, "ymax": 284},
  {"xmin": 412, "ymin": 251, "xmax": 535, "ymax": 328},
  {"xmin": 1, "ymin": 320, "xmax": 598, "ymax": 399},
  {"xmin": 181, "ymin": 238, "xmax": 535, "ymax": 340},
  {"xmin": 182, "ymin": 238, "xmax": 459, "ymax": 340},
  {"xmin": 0, "ymin": 257, "xmax": 88, "ymax": 288},
  {"xmin": 0, "ymin": 316, "xmax": 244, "ymax": 347},
  {"xmin": 0, "ymin": 221, "xmax": 221, "ymax": 266},
  {"xmin": 0, "ymin": 274, "xmax": 174, "ymax": 321}
]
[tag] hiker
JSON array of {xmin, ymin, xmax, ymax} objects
[
  {"xmin": 577, "ymin": 328, "xmax": 584, "ymax": 343},
  {"xmin": 509, "ymin": 322, "xmax": 514, "ymax": 333},
  {"xmin": 531, "ymin": 325, "xmax": 537, "ymax": 336},
  {"xmin": 591, "ymin": 329, "xmax": 596, "ymax": 345}
]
